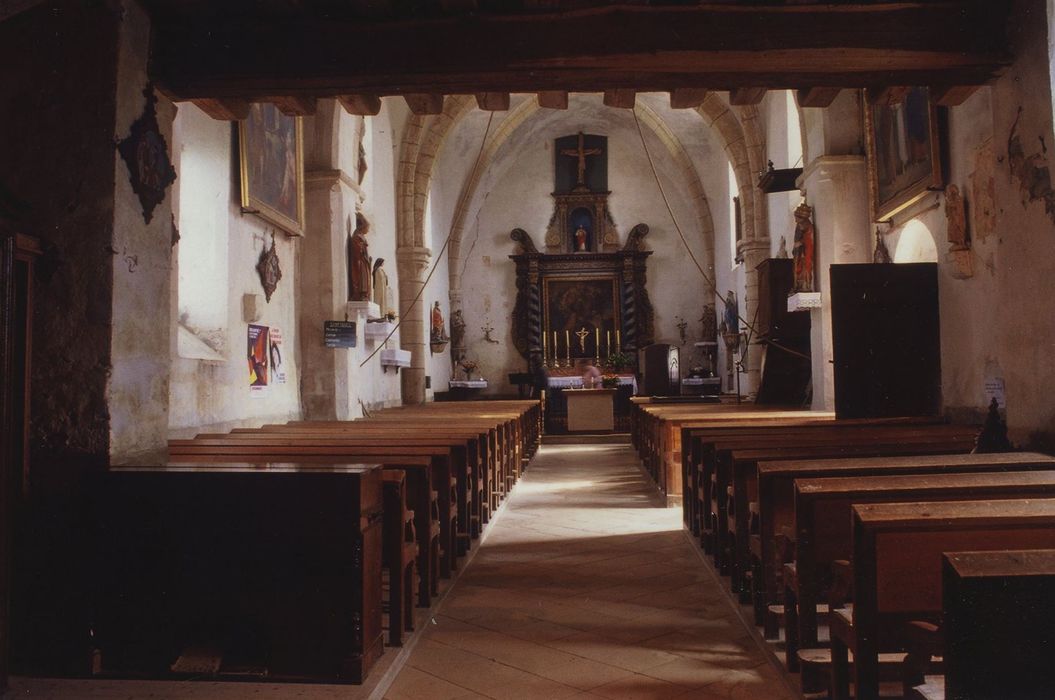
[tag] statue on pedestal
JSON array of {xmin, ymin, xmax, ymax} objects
[
  {"xmin": 347, "ymin": 212, "xmax": 372, "ymax": 302},
  {"xmin": 372, "ymin": 258, "xmax": 389, "ymax": 315},
  {"xmin": 792, "ymin": 202, "xmax": 815, "ymax": 292}
]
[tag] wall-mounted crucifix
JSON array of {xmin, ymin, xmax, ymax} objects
[{"xmin": 561, "ymin": 132, "xmax": 603, "ymax": 191}]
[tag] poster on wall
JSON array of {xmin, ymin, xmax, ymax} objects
[
  {"xmin": 270, "ymin": 327, "xmax": 287, "ymax": 384},
  {"xmin": 248, "ymin": 324, "xmax": 270, "ymax": 395}
]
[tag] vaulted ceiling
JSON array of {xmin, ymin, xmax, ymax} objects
[{"xmin": 135, "ymin": 1, "xmax": 1012, "ymax": 118}]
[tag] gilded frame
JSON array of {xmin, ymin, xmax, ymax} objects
[
  {"xmin": 863, "ymin": 87, "xmax": 943, "ymax": 222},
  {"xmin": 238, "ymin": 103, "xmax": 306, "ymax": 236}
]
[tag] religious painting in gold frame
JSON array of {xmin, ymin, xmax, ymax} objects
[
  {"xmin": 863, "ymin": 87, "xmax": 943, "ymax": 222},
  {"xmin": 238, "ymin": 103, "xmax": 306, "ymax": 236},
  {"xmin": 543, "ymin": 275, "xmax": 620, "ymax": 360}
]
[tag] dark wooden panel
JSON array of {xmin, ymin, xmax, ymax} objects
[{"xmin": 830, "ymin": 263, "xmax": 941, "ymax": 419}]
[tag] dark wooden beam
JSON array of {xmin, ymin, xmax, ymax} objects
[
  {"xmin": 403, "ymin": 93, "xmax": 445, "ymax": 115},
  {"xmin": 931, "ymin": 85, "xmax": 982, "ymax": 106},
  {"xmin": 796, "ymin": 87, "xmax": 841, "ymax": 108},
  {"xmin": 152, "ymin": 4, "xmax": 1012, "ymax": 100},
  {"xmin": 603, "ymin": 89, "xmax": 636, "ymax": 109},
  {"xmin": 191, "ymin": 98, "xmax": 251, "ymax": 120},
  {"xmin": 438, "ymin": 0, "xmax": 477, "ymax": 12},
  {"xmin": 669, "ymin": 88, "xmax": 709, "ymax": 109},
  {"xmin": 536, "ymin": 91, "xmax": 568, "ymax": 109},
  {"xmin": 338, "ymin": 94, "xmax": 382, "ymax": 116},
  {"xmin": 271, "ymin": 95, "xmax": 317, "ymax": 116},
  {"xmin": 729, "ymin": 87, "xmax": 766, "ymax": 106},
  {"xmin": 475, "ymin": 92, "xmax": 510, "ymax": 111}
]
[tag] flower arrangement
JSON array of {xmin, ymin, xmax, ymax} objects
[
  {"xmin": 606, "ymin": 351, "xmax": 633, "ymax": 371},
  {"xmin": 601, "ymin": 374, "xmax": 620, "ymax": 389},
  {"xmin": 459, "ymin": 359, "xmax": 479, "ymax": 380}
]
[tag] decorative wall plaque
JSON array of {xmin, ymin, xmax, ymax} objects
[
  {"xmin": 117, "ymin": 86, "xmax": 177, "ymax": 224},
  {"xmin": 256, "ymin": 232, "xmax": 282, "ymax": 302}
]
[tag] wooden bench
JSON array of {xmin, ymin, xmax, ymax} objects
[
  {"xmin": 907, "ymin": 549, "xmax": 1055, "ymax": 700},
  {"xmin": 168, "ymin": 444, "xmax": 444, "ymax": 608},
  {"xmin": 778, "ymin": 459, "xmax": 1055, "ymax": 669},
  {"xmin": 830, "ymin": 499, "xmax": 1055, "ymax": 700},
  {"xmin": 382, "ymin": 470, "xmax": 417, "ymax": 648},
  {"xmin": 90, "ymin": 462, "xmax": 384, "ymax": 684}
]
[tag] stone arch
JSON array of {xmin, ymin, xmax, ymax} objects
[{"xmin": 894, "ymin": 219, "xmax": 939, "ymax": 263}]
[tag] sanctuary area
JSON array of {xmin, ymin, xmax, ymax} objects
[{"xmin": 2, "ymin": 1, "xmax": 1055, "ymax": 698}]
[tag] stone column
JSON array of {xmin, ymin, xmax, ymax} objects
[
  {"xmin": 797, "ymin": 156, "xmax": 871, "ymax": 411},
  {"xmin": 740, "ymin": 238, "xmax": 770, "ymax": 397},
  {"xmin": 299, "ymin": 170, "xmax": 355, "ymax": 420},
  {"xmin": 397, "ymin": 246, "xmax": 432, "ymax": 404}
]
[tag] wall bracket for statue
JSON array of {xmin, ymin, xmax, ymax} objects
[{"xmin": 117, "ymin": 86, "xmax": 177, "ymax": 225}]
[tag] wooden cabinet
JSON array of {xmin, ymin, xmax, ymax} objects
[{"xmin": 830, "ymin": 263, "xmax": 941, "ymax": 419}]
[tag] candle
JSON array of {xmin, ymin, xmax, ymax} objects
[
  {"xmin": 616, "ymin": 330, "xmax": 621, "ymax": 352},
  {"xmin": 607, "ymin": 330, "xmax": 611, "ymax": 356},
  {"xmin": 595, "ymin": 328, "xmax": 600, "ymax": 359},
  {"xmin": 566, "ymin": 330, "xmax": 571, "ymax": 362},
  {"xmin": 542, "ymin": 332, "xmax": 548, "ymax": 362}
]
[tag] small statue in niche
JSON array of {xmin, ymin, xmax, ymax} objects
[
  {"xmin": 792, "ymin": 201, "xmax": 816, "ymax": 292},
  {"xmin": 873, "ymin": 228, "xmax": 893, "ymax": 264},
  {"xmin": 945, "ymin": 183, "xmax": 969, "ymax": 251},
  {"xmin": 347, "ymin": 212, "xmax": 372, "ymax": 302},
  {"xmin": 372, "ymin": 258, "xmax": 388, "ymax": 315},
  {"xmin": 431, "ymin": 301, "xmax": 448, "ymax": 344},
  {"xmin": 574, "ymin": 225, "xmax": 588, "ymax": 252}
]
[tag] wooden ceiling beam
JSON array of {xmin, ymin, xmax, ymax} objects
[
  {"xmin": 603, "ymin": 89, "xmax": 636, "ymax": 109},
  {"xmin": 403, "ymin": 93, "xmax": 445, "ymax": 115},
  {"xmin": 729, "ymin": 87, "xmax": 766, "ymax": 106},
  {"xmin": 338, "ymin": 94, "xmax": 382, "ymax": 116},
  {"xmin": 270, "ymin": 95, "xmax": 317, "ymax": 116},
  {"xmin": 931, "ymin": 85, "xmax": 982, "ymax": 106},
  {"xmin": 669, "ymin": 88, "xmax": 709, "ymax": 109},
  {"xmin": 191, "ymin": 98, "xmax": 251, "ymax": 120},
  {"xmin": 796, "ymin": 87, "xmax": 841, "ymax": 108},
  {"xmin": 475, "ymin": 92, "xmax": 511, "ymax": 111},
  {"xmin": 536, "ymin": 91, "xmax": 568, "ymax": 109},
  {"xmin": 152, "ymin": 3, "xmax": 1011, "ymax": 100}
]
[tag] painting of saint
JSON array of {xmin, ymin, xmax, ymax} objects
[
  {"xmin": 239, "ymin": 103, "xmax": 305, "ymax": 236},
  {"xmin": 864, "ymin": 87, "xmax": 943, "ymax": 221}
]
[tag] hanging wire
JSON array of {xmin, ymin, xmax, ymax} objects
[
  {"xmin": 358, "ymin": 110, "xmax": 497, "ymax": 368},
  {"xmin": 630, "ymin": 107, "xmax": 810, "ymax": 363}
]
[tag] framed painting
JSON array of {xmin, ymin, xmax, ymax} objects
[
  {"xmin": 863, "ymin": 87, "xmax": 944, "ymax": 222},
  {"xmin": 238, "ymin": 103, "xmax": 305, "ymax": 236},
  {"xmin": 543, "ymin": 275, "xmax": 620, "ymax": 359}
]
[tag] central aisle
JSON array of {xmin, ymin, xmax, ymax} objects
[{"xmin": 384, "ymin": 443, "xmax": 794, "ymax": 700}]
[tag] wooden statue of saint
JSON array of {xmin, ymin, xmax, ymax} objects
[
  {"xmin": 792, "ymin": 202, "xmax": 815, "ymax": 293},
  {"xmin": 431, "ymin": 301, "xmax": 447, "ymax": 343},
  {"xmin": 347, "ymin": 212, "xmax": 372, "ymax": 302}
]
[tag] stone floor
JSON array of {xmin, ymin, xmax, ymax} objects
[
  {"xmin": 5, "ymin": 443, "xmax": 795, "ymax": 700},
  {"xmin": 383, "ymin": 443, "xmax": 794, "ymax": 700}
]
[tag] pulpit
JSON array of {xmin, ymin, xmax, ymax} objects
[{"xmin": 565, "ymin": 388, "xmax": 616, "ymax": 432}]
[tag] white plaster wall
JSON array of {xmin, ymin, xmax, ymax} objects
[
  {"xmin": 439, "ymin": 95, "xmax": 726, "ymax": 395},
  {"xmin": 109, "ymin": 0, "xmax": 173, "ymax": 460},
  {"xmin": 167, "ymin": 103, "xmax": 302, "ymax": 435}
]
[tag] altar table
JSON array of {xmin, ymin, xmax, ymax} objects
[{"xmin": 565, "ymin": 388, "xmax": 617, "ymax": 432}]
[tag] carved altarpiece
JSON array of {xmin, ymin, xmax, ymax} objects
[{"xmin": 510, "ymin": 233, "xmax": 654, "ymax": 367}]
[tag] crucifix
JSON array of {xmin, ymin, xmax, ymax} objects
[
  {"xmin": 575, "ymin": 326, "xmax": 590, "ymax": 353},
  {"xmin": 561, "ymin": 132, "xmax": 603, "ymax": 189}
]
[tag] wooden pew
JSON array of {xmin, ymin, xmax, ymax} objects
[
  {"xmin": 223, "ymin": 429, "xmax": 483, "ymax": 553},
  {"xmin": 779, "ymin": 459, "xmax": 1055, "ymax": 668},
  {"xmin": 91, "ymin": 462, "xmax": 384, "ymax": 684},
  {"xmin": 713, "ymin": 426, "xmax": 980, "ymax": 582},
  {"xmin": 382, "ymin": 470, "xmax": 417, "ymax": 648},
  {"xmin": 168, "ymin": 445, "xmax": 443, "ymax": 608},
  {"xmin": 908, "ymin": 549, "xmax": 1055, "ymax": 700},
  {"xmin": 829, "ymin": 499, "xmax": 1055, "ymax": 700},
  {"xmin": 680, "ymin": 416, "xmax": 939, "ymax": 538}
]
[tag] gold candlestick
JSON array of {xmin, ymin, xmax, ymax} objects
[
  {"xmin": 595, "ymin": 328, "xmax": 600, "ymax": 361},
  {"xmin": 542, "ymin": 332, "xmax": 548, "ymax": 365},
  {"xmin": 616, "ymin": 330, "xmax": 621, "ymax": 353},
  {"xmin": 607, "ymin": 330, "xmax": 611, "ymax": 358},
  {"xmin": 566, "ymin": 330, "xmax": 571, "ymax": 364}
]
